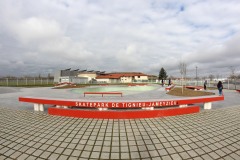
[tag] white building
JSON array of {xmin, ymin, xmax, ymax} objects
[
  {"xmin": 55, "ymin": 70, "xmax": 149, "ymax": 84},
  {"xmin": 96, "ymin": 72, "xmax": 149, "ymax": 83},
  {"xmin": 78, "ymin": 71, "xmax": 98, "ymax": 81},
  {"xmin": 59, "ymin": 76, "xmax": 88, "ymax": 84},
  {"xmin": 54, "ymin": 69, "xmax": 88, "ymax": 84}
]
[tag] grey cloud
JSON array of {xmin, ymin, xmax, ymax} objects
[
  {"xmin": 0, "ymin": 0, "xmax": 240, "ymax": 77},
  {"xmin": 11, "ymin": 17, "xmax": 62, "ymax": 45}
]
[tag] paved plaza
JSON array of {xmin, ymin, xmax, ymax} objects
[
  {"xmin": 0, "ymin": 105, "xmax": 240, "ymax": 160},
  {"xmin": 0, "ymin": 86, "xmax": 240, "ymax": 159}
]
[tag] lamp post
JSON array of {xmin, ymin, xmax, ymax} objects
[{"xmin": 196, "ymin": 66, "xmax": 198, "ymax": 86}]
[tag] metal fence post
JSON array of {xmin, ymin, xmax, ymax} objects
[
  {"xmin": 228, "ymin": 78, "xmax": 229, "ymax": 90},
  {"xmin": 235, "ymin": 78, "xmax": 236, "ymax": 90},
  {"xmin": 6, "ymin": 78, "xmax": 8, "ymax": 86}
]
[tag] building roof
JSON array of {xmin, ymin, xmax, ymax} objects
[
  {"xmin": 96, "ymin": 72, "xmax": 148, "ymax": 79},
  {"xmin": 78, "ymin": 72, "xmax": 97, "ymax": 74}
]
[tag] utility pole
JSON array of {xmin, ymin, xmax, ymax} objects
[{"xmin": 196, "ymin": 66, "xmax": 198, "ymax": 86}]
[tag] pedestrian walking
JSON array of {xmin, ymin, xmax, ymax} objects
[
  {"xmin": 204, "ymin": 80, "xmax": 207, "ymax": 90},
  {"xmin": 217, "ymin": 81, "xmax": 223, "ymax": 96},
  {"xmin": 168, "ymin": 78, "xmax": 171, "ymax": 86}
]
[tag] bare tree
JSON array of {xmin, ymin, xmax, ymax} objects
[
  {"xmin": 237, "ymin": 74, "xmax": 240, "ymax": 79},
  {"xmin": 229, "ymin": 66, "xmax": 236, "ymax": 79},
  {"xmin": 209, "ymin": 74, "xmax": 215, "ymax": 81},
  {"xmin": 229, "ymin": 66, "xmax": 237, "ymax": 89},
  {"xmin": 179, "ymin": 61, "xmax": 187, "ymax": 94}
]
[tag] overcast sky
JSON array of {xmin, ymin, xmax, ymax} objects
[{"xmin": 0, "ymin": 0, "xmax": 240, "ymax": 78}]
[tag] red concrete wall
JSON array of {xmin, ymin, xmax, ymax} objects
[{"xmin": 48, "ymin": 106, "xmax": 200, "ymax": 119}]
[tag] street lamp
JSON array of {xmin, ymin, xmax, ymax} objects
[{"xmin": 196, "ymin": 66, "xmax": 198, "ymax": 86}]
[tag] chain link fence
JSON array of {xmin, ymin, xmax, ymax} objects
[
  {"xmin": 0, "ymin": 77, "xmax": 239, "ymax": 90},
  {"xmin": 172, "ymin": 78, "xmax": 240, "ymax": 90},
  {"xmin": 0, "ymin": 78, "xmax": 54, "ymax": 86}
]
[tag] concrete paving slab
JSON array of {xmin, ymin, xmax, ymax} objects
[{"xmin": 0, "ymin": 105, "xmax": 238, "ymax": 159}]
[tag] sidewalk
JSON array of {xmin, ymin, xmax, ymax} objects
[{"xmin": 0, "ymin": 105, "xmax": 240, "ymax": 160}]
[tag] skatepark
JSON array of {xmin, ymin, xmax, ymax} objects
[{"xmin": 0, "ymin": 85, "xmax": 240, "ymax": 159}]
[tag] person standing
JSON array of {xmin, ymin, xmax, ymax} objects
[
  {"xmin": 217, "ymin": 81, "xmax": 223, "ymax": 96},
  {"xmin": 168, "ymin": 78, "xmax": 171, "ymax": 86},
  {"xmin": 204, "ymin": 80, "xmax": 207, "ymax": 90}
]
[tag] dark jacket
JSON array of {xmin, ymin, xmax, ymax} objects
[{"xmin": 217, "ymin": 81, "xmax": 223, "ymax": 89}]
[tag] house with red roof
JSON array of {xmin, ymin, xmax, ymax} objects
[
  {"xmin": 55, "ymin": 69, "xmax": 151, "ymax": 84},
  {"xmin": 96, "ymin": 72, "xmax": 148, "ymax": 83}
]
